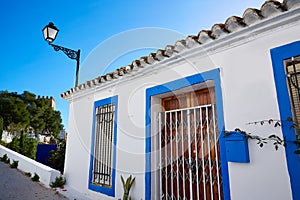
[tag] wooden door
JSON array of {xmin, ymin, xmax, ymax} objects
[{"xmin": 159, "ymin": 88, "xmax": 223, "ymax": 200}]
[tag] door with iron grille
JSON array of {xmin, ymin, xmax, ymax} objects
[{"xmin": 158, "ymin": 88, "xmax": 223, "ymax": 200}]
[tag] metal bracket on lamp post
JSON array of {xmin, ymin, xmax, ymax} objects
[{"xmin": 49, "ymin": 43, "xmax": 80, "ymax": 87}]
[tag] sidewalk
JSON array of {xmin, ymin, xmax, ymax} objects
[{"xmin": 0, "ymin": 161, "xmax": 67, "ymax": 200}]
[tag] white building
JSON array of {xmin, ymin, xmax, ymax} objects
[
  {"xmin": 57, "ymin": 129, "xmax": 67, "ymax": 140},
  {"xmin": 1, "ymin": 131, "xmax": 12, "ymax": 143},
  {"xmin": 61, "ymin": 1, "xmax": 300, "ymax": 199}
]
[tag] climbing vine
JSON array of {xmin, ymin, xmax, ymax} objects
[{"xmin": 225, "ymin": 118, "xmax": 300, "ymax": 153}]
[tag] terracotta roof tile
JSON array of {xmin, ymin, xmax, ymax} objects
[
  {"xmin": 283, "ymin": 0, "xmax": 300, "ymax": 10},
  {"xmin": 164, "ymin": 45, "xmax": 175, "ymax": 57},
  {"xmin": 156, "ymin": 49, "xmax": 165, "ymax": 61},
  {"xmin": 147, "ymin": 53, "xmax": 157, "ymax": 64},
  {"xmin": 225, "ymin": 16, "xmax": 246, "ymax": 32},
  {"xmin": 243, "ymin": 8, "xmax": 263, "ymax": 25},
  {"xmin": 211, "ymin": 24, "xmax": 229, "ymax": 39},
  {"xmin": 174, "ymin": 40, "xmax": 187, "ymax": 52},
  {"xmin": 198, "ymin": 30, "xmax": 214, "ymax": 44},
  {"xmin": 261, "ymin": 0, "xmax": 284, "ymax": 17},
  {"xmin": 185, "ymin": 35, "xmax": 199, "ymax": 48},
  {"xmin": 61, "ymin": 0, "xmax": 300, "ymax": 98}
]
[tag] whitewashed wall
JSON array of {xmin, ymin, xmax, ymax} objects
[
  {"xmin": 63, "ymin": 10, "xmax": 300, "ymax": 200},
  {"xmin": 0, "ymin": 145, "xmax": 61, "ymax": 187}
]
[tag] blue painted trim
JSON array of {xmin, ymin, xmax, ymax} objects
[
  {"xmin": 145, "ymin": 69, "xmax": 231, "ymax": 200},
  {"xmin": 88, "ymin": 95, "xmax": 118, "ymax": 197},
  {"xmin": 271, "ymin": 41, "xmax": 300, "ymax": 200}
]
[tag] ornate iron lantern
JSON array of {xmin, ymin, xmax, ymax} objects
[{"xmin": 42, "ymin": 22, "xmax": 80, "ymax": 87}]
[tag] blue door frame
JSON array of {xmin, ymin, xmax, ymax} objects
[
  {"xmin": 145, "ymin": 68, "xmax": 231, "ymax": 200},
  {"xmin": 271, "ymin": 40, "xmax": 300, "ymax": 200}
]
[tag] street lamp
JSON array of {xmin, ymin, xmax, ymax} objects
[{"xmin": 42, "ymin": 22, "xmax": 80, "ymax": 87}]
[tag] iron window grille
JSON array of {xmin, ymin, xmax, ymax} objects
[
  {"xmin": 285, "ymin": 56, "xmax": 300, "ymax": 135},
  {"xmin": 92, "ymin": 103, "xmax": 115, "ymax": 187}
]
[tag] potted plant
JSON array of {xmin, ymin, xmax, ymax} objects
[{"xmin": 121, "ymin": 175, "xmax": 135, "ymax": 200}]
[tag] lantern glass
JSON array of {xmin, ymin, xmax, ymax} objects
[{"xmin": 42, "ymin": 22, "xmax": 59, "ymax": 43}]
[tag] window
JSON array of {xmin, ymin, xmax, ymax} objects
[
  {"xmin": 284, "ymin": 56, "xmax": 300, "ymax": 134},
  {"xmin": 89, "ymin": 96, "xmax": 118, "ymax": 197},
  {"xmin": 270, "ymin": 40, "xmax": 300, "ymax": 199}
]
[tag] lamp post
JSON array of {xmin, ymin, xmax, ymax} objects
[{"xmin": 42, "ymin": 22, "xmax": 80, "ymax": 87}]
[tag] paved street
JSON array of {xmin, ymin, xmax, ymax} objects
[{"xmin": 0, "ymin": 161, "xmax": 68, "ymax": 200}]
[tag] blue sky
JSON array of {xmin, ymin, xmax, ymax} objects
[{"xmin": 0, "ymin": 0, "xmax": 267, "ymax": 129}]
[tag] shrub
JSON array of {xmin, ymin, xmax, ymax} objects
[
  {"xmin": 0, "ymin": 117, "xmax": 3, "ymax": 140},
  {"xmin": 48, "ymin": 139, "xmax": 66, "ymax": 173},
  {"xmin": 25, "ymin": 172, "xmax": 31, "ymax": 177},
  {"xmin": 10, "ymin": 160, "xmax": 18, "ymax": 168},
  {"xmin": 50, "ymin": 176, "xmax": 66, "ymax": 188},
  {"xmin": 31, "ymin": 173, "xmax": 40, "ymax": 182},
  {"xmin": 0, "ymin": 154, "xmax": 8, "ymax": 162},
  {"xmin": 5, "ymin": 158, "xmax": 10, "ymax": 164},
  {"xmin": 0, "ymin": 140, "xmax": 6, "ymax": 146},
  {"xmin": 7, "ymin": 133, "xmax": 38, "ymax": 160},
  {"xmin": 22, "ymin": 138, "xmax": 38, "ymax": 159}
]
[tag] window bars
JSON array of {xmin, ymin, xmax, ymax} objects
[
  {"xmin": 92, "ymin": 103, "xmax": 115, "ymax": 187},
  {"xmin": 158, "ymin": 104, "xmax": 223, "ymax": 200},
  {"xmin": 285, "ymin": 56, "xmax": 300, "ymax": 134}
]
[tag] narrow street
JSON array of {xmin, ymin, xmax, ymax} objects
[{"xmin": 0, "ymin": 161, "xmax": 67, "ymax": 200}]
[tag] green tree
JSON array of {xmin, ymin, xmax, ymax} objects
[
  {"xmin": 43, "ymin": 109, "xmax": 63, "ymax": 138},
  {"xmin": 0, "ymin": 90, "xmax": 63, "ymax": 138},
  {"xmin": 30, "ymin": 106, "xmax": 46, "ymax": 133},
  {"xmin": 48, "ymin": 139, "xmax": 66, "ymax": 173},
  {"xmin": 0, "ymin": 116, "xmax": 3, "ymax": 140},
  {"xmin": 22, "ymin": 137, "xmax": 38, "ymax": 159},
  {"xmin": 0, "ymin": 95, "xmax": 30, "ymax": 130},
  {"xmin": 7, "ymin": 122, "xmax": 25, "ymax": 136},
  {"xmin": 0, "ymin": 90, "xmax": 63, "ymax": 160},
  {"xmin": 32, "ymin": 95, "xmax": 63, "ymax": 137},
  {"xmin": 8, "ymin": 137, "xmax": 20, "ymax": 152},
  {"xmin": 21, "ymin": 91, "xmax": 36, "ymax": 104},
  {"xmin": 7, "ymin": 134, "xmax": 38, "ymax": 159}
]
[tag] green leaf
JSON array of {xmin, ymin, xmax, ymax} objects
[
  {"xmin": 286, "ymin": 117, "xmax": 293, "ymax": 122},
  {"xmin": 259, "ymin": 143, "xmax": 264, "ymax": 148},
  {"xmin": 121, "ymin": 175, "xmax": 125, "ymax": 186},
  {"xmin": 224, "ymin": 131, "xmax": 230, "ymax": 137},
  {"xmin": 129, "ymin": 177, "xmax": 135, "ymax": 189},
  {"xmin": 294, "ymin": 149, "xmax": 300, "ymax": 154},
  {"xmin": 268, "ymin": 134, "xmax": 276, "ymax": 139},
  {"xmin": 274, "ymin": 122, "xmax": 281, "ymax": 127},
  {"xmin": 234, "ymin": 128, "xmax": 241, "ymax": 132},
  {"xmin": 121, "ymin": 175, "xmax": 135, "ymax": 200}
]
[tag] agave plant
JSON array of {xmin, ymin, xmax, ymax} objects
[{"xmin": 121, "ymin": 175, "xmax": 135, "ymax": 200}]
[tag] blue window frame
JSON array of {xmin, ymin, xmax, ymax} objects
[
  {"xmin": 271, "ymin": 41, "xmax": 300, "ymax": 200},
  {"xmin": 145, "ymin": 69, "xmax": 230, "ymax": 200},
  {"xmin": 88, "ymin": 96, "xmax": 118, "ymax": 197}
]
